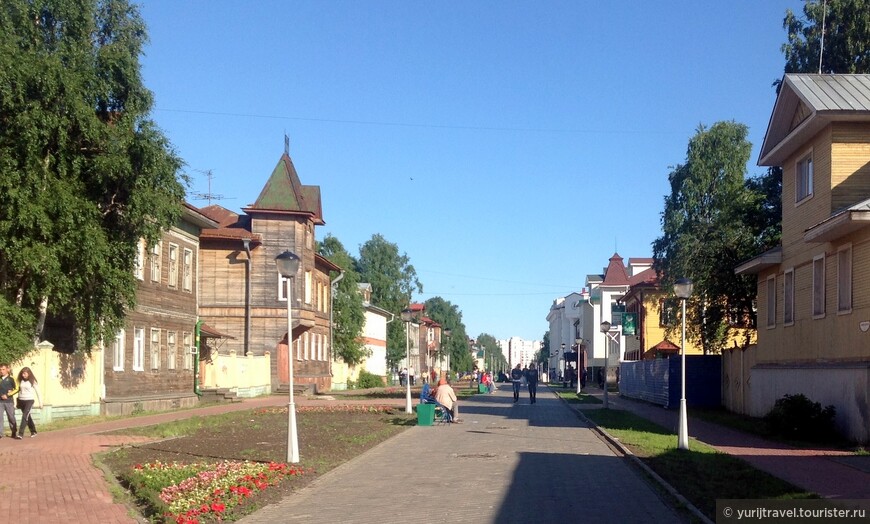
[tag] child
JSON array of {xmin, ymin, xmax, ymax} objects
[
  {"xmin": 0, "ymin": 364, "xmax": 18, "ymax": 438},
  {"xmin": 16, "ymin": 367, "xmax": 41, "ymax": 438}
]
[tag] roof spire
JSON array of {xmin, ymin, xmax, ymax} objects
[{"xmin": 284, "ymin": 133, "xmax": 290, "ymax": 155}]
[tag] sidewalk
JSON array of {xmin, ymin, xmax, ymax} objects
[
  {"xmin": 577, "ymin": 388, "xmax": 870, "ymax": 500},
  {"xmin": 240, "ymin": 384, "xmax": 681, "ymax": 523}
]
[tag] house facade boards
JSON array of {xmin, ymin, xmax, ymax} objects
[
  {"xmin": 198, "ymin": 150, "xmax": 337, "ymax": 393},
  {"xmin": 104, "ymin": 204, "xmax": 218, "ymax": 415},
  {"xmin": 737, "ymin": 74, "xmax": 870, "ymax": 442}
]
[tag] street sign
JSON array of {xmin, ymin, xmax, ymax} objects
[
  {"xmin": 623, "ymin": 312, "xmax": 637, "ymax": 336},
  {"xmin": 611, "ymin": 304, "xmax": 625, "ymax": 325}
]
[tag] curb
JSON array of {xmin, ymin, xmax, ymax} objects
[{"xmin": 548, "ymin": 386, "xmax": 713, "ymax": 524}]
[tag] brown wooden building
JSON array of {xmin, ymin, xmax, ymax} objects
[
  {"xmin": 198, "ymin": 149, "xmax": 337, "ymax": 392},
  {"xmin": 103, "ymin": 203, "xmax": 218, "ymax": 415}
]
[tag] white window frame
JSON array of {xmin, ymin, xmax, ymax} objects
[
  {"xmin": 838, "ymin": 244, "xmax": 853, "ymax": 313},
  {"xmin": 112, "ymin": 329, "xmax": 125, "ymax": 371},
  {"xmin": 182, "ymin": 248, "xmax": 193, "ymax": 292},
  {"xmin": 766, "ymin": 275, "xmax": 776, "ymax": 329},
  {"xmin": 182, "ymin": 331, "xmax": 193, "ymax": 370},
  {"xmin": 304, "ymin": 271, "xmax": 312, "ymax": 304},
  {"xmin": 150, "ymin": 328, "xmax": 161, "ymax": 370},
  {"xmin": 278, "ymin": 274, "xmax": 290, "ymax": 301},
  {"xmin": 150, "ymin": 242, "xmax": 162, "ymax": 282},
  {"xmin": 796, "ymin": 152, "xmax": 814, "ymax": 203},
  {"xmin": 784, "ymin": 268, "xmax": 795, "ymax": 326},
  {"xmin": 133, "ymin": 327, "xmax": 145, "ymax": 371},
  {"xmin": 134, "ymin": 240, "xmax": 145, "ymax": 280},
  {"xmin": 812, "ymin": 254, "xmax": 825, "ymax": 318},
  {"xmin": 168, "ymin": 243, "xmax": 179, "ymax": 288},
  {"xmin": 167, "ymin": 330, "xmax": 177, "ymax": 370}
]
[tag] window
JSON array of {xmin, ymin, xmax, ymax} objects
[
  {"xmin": 182, "ymin": 248, "xmax": 193, "ymax": 292},
  {"xmin": 278, "ymin": 273, "xmax": 290, "ymax": 301},
  {"xmin": 167, "ymin": 331, "xmax": 177, "ymax": 370},
  {"xmin": 150, "ymin": 242, "xmax": 162, "ymax": 282},
  {"xmin": 838, "ymin": 245, "xmax": 852, "ymax": 313},
  {"xmin": 659, "ymin": 298, "xmax": 678, "ymax": 326},
  {"xmin": 766, "ymin": 276, "xmax": 776, "ymax": 328},
  {"xmin": 303, "ymin": 332, "xmax": 309, "ymax": 360},
  {"xmin": 784, "ymin": 269, "xmax": 795, "ymax": 326},
  {"xmin": 183, "ymin": 332, "xmax": 193, "ymax": 370},
  {"xmin": 133, "ymin": 328, "xmax": 145, "ymax": 371},
  {"xmin": 134, "ymin": 240, "xmax": 145, "ymax": 280},
  {"xmin": 304, "ymin": 271, "xmax": 312, "ymax": 304},
  {"xmin": 150, "ymin": 328, "xmax": 161, "ymax": 369},
  {"xmin": 796, "ymin": 153, "xmax": 813, "ymax": 202},
  {"xmin": 168, "ymin": 244, "xmax": 179, "ymax": 288},
  {"xmin": 812, "ymin": 255, "xmax": 825, "ymax": 318},
  {"xmin": 112, "ymin": 330, "xmax": 125, "ymax": 371}
]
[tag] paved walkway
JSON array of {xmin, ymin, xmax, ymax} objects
[
  {"xmin": 240, "ymin": 384, "xmax": 679, "ymax": 524},
  {"xmin": 579, "ymin": 389, "xmax": 870, "ymax": 500}
]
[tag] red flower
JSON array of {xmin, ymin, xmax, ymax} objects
[{"xmin": 211, "ymin": 503, "xmax": 226, "ymax": 513}]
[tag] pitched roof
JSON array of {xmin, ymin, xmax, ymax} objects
[
  {"xmin": 601, "ymin": 253, "xmax": 630, "ymax": 286},
  {"xmin": 244, "ymin": 153, "xmax": 324, "ymax": 225},
  {"xmin": 760, "ymin": 74, "xmax": 870, "ymax": 165},
  {"xmin": 198, "ymin": 204, "xmax": 261, "ymax": 243},
  {"xmin": 627, "ymin": 267, "xmax": 658, "ymax": 287}
]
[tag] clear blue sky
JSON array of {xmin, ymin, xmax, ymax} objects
[{"xmin": 139, "ymin": 1, "xmax": 804, "ymax": 341}]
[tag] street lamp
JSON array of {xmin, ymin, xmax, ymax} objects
[
  {"xmin": 275, "ymin": 250, "xmax": 301, "ymax": 463},
  {"xmin": 575, "ymin": 337, "xmax": 583, "ymax": 394},
  {"xmin": 674, "ymin": 277, "xmax": 694, "ymax": 450},
  {"xmin": 600, "ymin": 321, "xmax": 611, "ymax": 409},
  {"xmin": 401, "ymin": 307, "xmax": 414, "ymax": 414},
  {"xmin": 560, "ymin": 343, "xmax": 566, "ymax": 386},
  {"xmin": 443, "ymin": 327, "xmax": 452, "ymax": 378}
]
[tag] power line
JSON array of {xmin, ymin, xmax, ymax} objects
[{"xmin": 416, "ymin": 268, "xmax": 576, "ymax": 289}]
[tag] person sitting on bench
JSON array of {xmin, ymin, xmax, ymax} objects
[{"xmin": 434, "ymin": 377, "xmax": 461, "ymax": 423}]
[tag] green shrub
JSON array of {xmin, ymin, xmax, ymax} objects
[
  {"xmin": 355, "ymin": 370, "xmax": 384, "ymax": 389},
  {"xmin": 764, "ymin": 393, "xmax": 836, "ymax": 442}
]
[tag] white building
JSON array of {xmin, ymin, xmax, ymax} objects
[
  {"xmin": 497, "ymin": 337, "xmax": 541, "ymax": 370},
  {"xmin": 331, "ymin": 283, "xmax": 392, "ymax": 390}
]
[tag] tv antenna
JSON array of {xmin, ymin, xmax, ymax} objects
[{"xmin": 191, "ymin": 169, "xmax": 235, "ymax": 205}]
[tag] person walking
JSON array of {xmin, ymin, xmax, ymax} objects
[
  {"xmin": 0, "ymin": 364, "xmax": 18, "ymax": 438},
  {"xmin": 15, "ymin": 367, "xmax": 41, "ymax": 438},
  {"xmin": 527, "ymin": 363, "xmax": 539, "ymax": 404},
  {"xmin": 510, "ymin": 364, "xmax": 523, "ymax": 403}
]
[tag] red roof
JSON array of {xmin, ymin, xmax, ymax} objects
[
  {"xmin": 601, "ymin": 253, "xmax": 630, "ymax": 286},
  {"xmin": 198, "ymin": 205, "xmax": 261, "ymax": 243},
  {"xmin": 650, "ymin": 339, "xmax": 679, "ymax": 351},
  {"xmin": 628, "ymin": 267, "xmax": 658, "ymax": 286},
  {"xmin": 409, "ymin": 303, "xmax": 425, "ymax": 312}
]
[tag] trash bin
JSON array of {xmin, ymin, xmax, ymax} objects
[
  {"xmin": 416, "ymin": 403, "xmax": 435, "ymax": 426},
  {"xmin": 478, "ymin": 384, "xmax": 487, "ymax": 393}
]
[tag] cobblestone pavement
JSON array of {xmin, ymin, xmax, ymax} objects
[{"xmin": 239, "ymin": 385, "xmax": 680, "ymax": 524}]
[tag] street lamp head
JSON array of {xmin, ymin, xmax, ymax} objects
[
  {"xmin": 575, "ymin": 337, "xmax": 582, "ymax": 345},
  {"xmin": 674, "ymin": 278, "xmax": 694, "ymax": 299},
  {"xmin": 275, "ymin": 250, "xmax": 301, "ymax": 277},
  {"xmin": 400, "ymin": 307, "xmax": 413, "ymax": 322},
  {"xmin": 600, "ymin": 320, "xmax": 612, "ymax": 333}
]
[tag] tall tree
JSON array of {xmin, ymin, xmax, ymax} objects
[
  {"xmin": 652, "ymin": 122, "xmax": 759, "ymax": 354},
  {"xmin": 318, "ymin": 234, "xmax": 367, "ymax": 365},
  {"xmin": 782, "ymin": 0, "xmax": 870, "ymax": 76},
  {"xmin": 538, "ymin": 331, "xmax": 550, "ymax": 367},
  {"xmin": 423, "ymin": 296, "xmax": 469, "ymax": 372},
  {"xmin": 355, "ymin": 234, "xmax": 422, "ymax": 368},
  {"xmin": 0, "ymin": 0, "xmax": 185, "ymax": 358},
  {"xmin": 474, "ymin": 333, "xmax": 505, "ymax": 371}
]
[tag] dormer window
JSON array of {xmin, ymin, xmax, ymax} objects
[{"xmin": 796, "ymin": 153, "xmax": 813, "ymax": 203}]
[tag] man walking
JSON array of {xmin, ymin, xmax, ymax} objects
[
  {"xmin": 527, "ymin": 363, "xmax": 539, "ymax": 404},
  {"xmin": 510, "ymin": 364, "xmax": 523, "ymax": 403}
]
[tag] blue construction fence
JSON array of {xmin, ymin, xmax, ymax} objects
[{"xmin": 619, "ymin": 355, "xmax": 721, "ymax": 409}]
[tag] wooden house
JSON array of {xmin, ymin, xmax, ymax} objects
[
  {"xmin": 103, "ymin": 203, "xmax": 218, "ymax": 415},
  {"xmin": 198, "ymin": 147, "xmax": 337, "ymax": 392},
  {"xmin": 736, "ymin": 74, "xmax": 870, "ymax": 442}
]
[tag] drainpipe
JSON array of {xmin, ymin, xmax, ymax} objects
[
  {"xmin": 329, "ymin": 271, "xmax": 345, "ymax": 379},
  {"xmin": 194, "ymin": 320, "xmax": 203, "ymax": 396},
  {"xmin": 242, "ymin": 239, "xmax": 252, "ymax": 356}
]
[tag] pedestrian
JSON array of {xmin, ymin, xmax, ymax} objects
[
  {"xmin": 0, "ymin": 363, "xmax": 18, "ymax": 438},
  {"xmin": 399, "ymin": 368, "xmax": 407, "ymax": 387},
  {"xmin": 527, "ymin": 363, "xmax": 539, "ymax": 404},
  {"xmin": 15, "ymin": 367, "xmax": 41, "ymax": 438},
  {"xmin": 510, "ymin": 364, "xmax": 523, "ymax": 403},
  {"xmin": 409, "ymin": 366, "xmax": 416, "ymax": 386}
]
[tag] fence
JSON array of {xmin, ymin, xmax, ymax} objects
[
  {"xmin": 620, "ymin": 355, "xmax": 722, "ymax": 409},
  {"xmin": 721, "ymin": 344, "xmax": 755, "ymax": 416},
  {"xmin": 200, "ymin": 350, "xmax": 272, "ymax": 397}
]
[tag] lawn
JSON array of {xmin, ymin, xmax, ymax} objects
[
  {"xmin": 98, "ymin": 404, "xmax": 414, "ymax": 522},
  {"xmin": 582, "ymin": 408, "xmax": 816, "ymax": 521}
]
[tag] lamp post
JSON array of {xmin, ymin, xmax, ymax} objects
[
  {"xmin": 600, "ymin": 321, "xmax": 611, "ymax": 409},
  {"xmin": 443, "ymin": 327, "xmax": 452, "ymax": 378},
  {"xmin": 674, "ymin": 277, "xmax": 694, "ymax": 450},
  {"xmin": 401, "ymin": 308, "xmax": 413, "ymax": 414},
  {"xmin": 575, "ymin": 337, "xmax": 583, "ymax": 394},
  {"xmin": 560, "ymin": 343, "xmax": 566, "ymax": 386},
  {"xmin": 275, "ymin": 250, "xmax": 301, "ymax": 463}
]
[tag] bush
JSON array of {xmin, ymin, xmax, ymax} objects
[
  {"xmin": 355, "ymin": 369, "xmax": 384, "ymax": 389},
  {"xmin": 763, "ymin": 393, "xmax": 836, "ymax": 442}
]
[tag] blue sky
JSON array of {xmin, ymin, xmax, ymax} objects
[{"xmin": 139, "ymin": 1, "xmax": 804, "ymax": 341}]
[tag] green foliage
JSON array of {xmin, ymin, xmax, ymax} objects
[
  {"xmin": 355, "ymin": 234, "xmax": 422, "ymax": 368},
  {"xmin": 318, "ymin": 234, "xmax": 367, "ymax": 365},
  {"xmin": 764, "ymin": 394, "xmax": 837, "ymax": 442},
  {"xmin": 0, "ymin": 0, "xmax": 185, "ymax": 356},
  {"xmin": 782, "ymin": 0, "xmax": 870, "ymax": 76},
  {"xmin": 652, "ymin": 122, "xmax": 762, "ymax": 354},
  {"xmin": 354, "ymin": 369, "xmax": 384, "ymax": 389},
  {"xmin": 474, "ymin": 333, "xmax": 506, "ymax": 371},
  {"xmin": 422, "ymin": 296, "xmax": 469, "ymax": 372}
]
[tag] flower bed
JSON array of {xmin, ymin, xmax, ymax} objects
[{"xmin": 125, "ymin": 460, "xmax": 304, "ymax": 523}]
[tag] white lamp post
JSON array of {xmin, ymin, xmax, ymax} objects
[
  {"xmin": 560, "ymin": 343, "xmax": 566, "ymax": 386},
  {"xmin": 401, "ymin": 307, "xmax": 414, "ymax": 414},
  {"xmin": 600, "ymin": 321, "xmax": 611, "ymax": 409},
  {"xmin": 674, "ymin": 277, "xmax": 694, "ymax": 451},
  {"xmin": 275, "ymin": 250, "xmax": 301, "ymax": 463},
  {"xmin": 443, "ymin": 327, "xmax": 452, "ymax": 378},
  {"xmin": 575, "ymin": 337, "xmax": 583, "ymax": 394}
]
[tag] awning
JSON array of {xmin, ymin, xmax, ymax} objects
[{"xmin": 200, "ymin": 323, "xmax": 236, "ymax": 339}]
